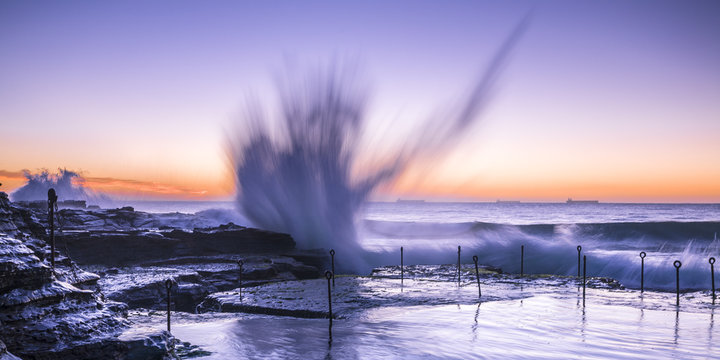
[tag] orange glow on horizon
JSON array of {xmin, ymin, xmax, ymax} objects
[
  {"xmin": 0, "ymin": 170, "xmax": 235, "ymax": 201},
  {"xmin": 2, "ymin": 166, "xmax": 719, "ymax": 203}
]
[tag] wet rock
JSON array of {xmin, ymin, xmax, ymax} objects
[
  {"xmin": 57, "ymin": 227, "xmax": 295, "ymax": 267},
  {"xmin": 95, "ymin": 256, "xmax": 322, "ymax": 312},
  {"xmin": 0, "ymin": 237, "xmax": 53, "ymax": 292},
  {"xmin": 0, "ymin": 192, "xmax": 177, "ymax": 359},
  {"xmin": 118, "ymin": 328, "xmax": 175, "ymax": 360},
  {"xmin": 27, "ymin": 206, "xmax": 240, "ymax": 232},
  {"xmin": 0, "ymin": 340, "xmax": 21, "ymax": 360},
  {"xmin": 587, "ymin": 276, "xmax": 624, "ymax": 290}
]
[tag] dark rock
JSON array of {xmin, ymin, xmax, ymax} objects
[
  {"xmin": 0, "ymin": 339, "xmax": 22, "ymax": 360},
  {"xmin": 94, "ymin": 255, "xmax": 323, "ymax": 312},
  {"xmin": 118, "ymin": 329, "xmax": 175, "ymax": 360},
  {"xmin": 0, "ymin": 192, "xmax": 177, "ymax": 359},
  {"xmin": 58, "ymin": 227, "xmax": 295, "ymax": 267}
]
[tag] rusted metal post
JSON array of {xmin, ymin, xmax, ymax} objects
[
  {"xmin": 576, "ymin": 245, "xmax": 582, "ymax": 277},
  {"xmin": 710, "ymin": 257, "xmax": 716, "ymax": 300},
  {"xmin": 674, "ymin": 260, "xmax": 682, "ymax": 307},
  {"xmin": 165, "ymin": 279, "xmax": 173, "ymax": 332},
  {"xmin": 237, "ymin": 259, "xmax": 244, "ymax": 299},
  {"xmin": 48, "ymin": 188, "xmax": 58, "ymax": 271},
  {"xmin": 520, "ymin": 245, "xmax": 524, "ymax": 277},
  {"xmin": 400, "ymin": 246, "xmax": 404, "ymax": 285},
  {"xmin": 583, "ymin": 255, "xmax": 587, "ymax": 306},
  {"xmin": 329, "ymin": 249, "xmax": 336, "ymax": 287},
  {"xmin": 473, "ymin": 255, "xmax": 481, "ymax": 298},
  {"xmin": 457, "ymin": 245, "xmax": 461, "ymax": 285},
  {"xmin": 639, "ymin": 252, "xmax": 646, "ymax": 292},
  {"xmin": 325, "ymin": 270, "xmax": 333, "ymax": 319}
]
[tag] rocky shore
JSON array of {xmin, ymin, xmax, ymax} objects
[{"xmin": 0, "ymin": 192, "xmax": 326, "ymax": 359}]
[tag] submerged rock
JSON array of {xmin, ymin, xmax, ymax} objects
[
  {"xmin": 95, "ymin": 255, "xmax": 323, "ymax": 312},
  {"xmin": 197, "ymin": 264, "xmax": 512, "ymax": 319}
]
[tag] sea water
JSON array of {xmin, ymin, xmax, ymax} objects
[
  {"xmin": 134, "ymin": 270, "xmax": 719, "ymax": 359},
  {"xmin": 125, "ymin": 201, "xmax": 719, "ymax": 359},
  {"xmin": 360, "ymin": 202, "xmax": 720, "ymax": 292},
  {"xmin": 127, "ymin": 201, "xmax": 720, "ymax": 291}
]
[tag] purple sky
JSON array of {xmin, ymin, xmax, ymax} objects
[{"xmin": 1, "ymin": 0, "xmax": 719, "ymax": 201}]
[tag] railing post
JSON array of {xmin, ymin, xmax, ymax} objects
[
  {"xmin": 165, "ymin": 279, "xmax": 173, "ymax": 332},
  {"xmin": 325, "ymin": 271, "xmax": 333, "ymax": 319},
  {"xmin": 576, "ymin": 245, "xmax": 582, "ymax": 277},
  {"xmin": 582, "ymin": 255, "xmax": 587, "ymax": 306},
  {"xmin": 674, "ymin": 260, "xmax": 682, "ymax": 307},
  {"xmin": 520, "ymin": 245, "xmax": 524, "ymax": 277},
  {"xmin": 639, "ymin": 252, "xmax": 646, "ymax": 292},
  {"xmin": 400, "ymin": 246, "xmax": 404, "ymax": 285},
  {"xmin": 457, "ymin": 246, "xmax": 461, "ymax": 285},
  {"xmin": 329, "ymin": 249, "xmax": 336, "ymax": 287},
  {"xmin": 473, "ymin": 255, "xmax": 481, "ymax": 298},
  {"xmin": 710, "ymin": 257, "xmax": 716, "ymax": 300}
]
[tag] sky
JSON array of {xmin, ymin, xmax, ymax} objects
[{"xmin": 1, "ymin": 0, "xmax": 719, "ymax": 203}]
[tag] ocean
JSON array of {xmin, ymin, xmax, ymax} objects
[
  {"xmin": 122, "ymin": 200, "xmax": 720, "ymax": 359},
  {"xmin": 125, "ymin": 200, "xmax": 719, "ymax": 291}
]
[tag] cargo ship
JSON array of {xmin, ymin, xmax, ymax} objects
[
  {"xmin": 566, "ymin": 198, "xmax": 599, "ymax": 204},
  {"xmin": 396, "ymin": 199, "xmax": 425, "ymax": 204}
]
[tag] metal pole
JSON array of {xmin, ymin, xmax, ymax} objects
[
  {"xmin": 520, "ymin": 245, "xmax": 524, "ymax": 277},
  {"xmin": 576, "ymin": 245, "xmax": 582, "ymax": 277},
  {"xmin": 237, "ymin": 259, "xmax": 244, "ymax": 299},
  {"xmin": 329, "ymin": 249, "xmax": 335, "ymax": 287},
  {"xmin": 710, "ymin": 257, "xmax": 716, "ymax": 300},
  {"xmin": 639, "ymin": 252, "xmax": 646, "ymax": 292},
  {"xmin": 674, "ymin": 260, "xmax": 682, "ymax": 307},
  {"xmin": 400, "ymin": 247, "xmax": 404, "ymax": 285},
  {"xmin": 48, "ymin": 188, "xmax": 57, "ymax": 271},
  {"xmin": 325, "ymin": 271, "xmax": 333, "ymax": 319},
  {"xmin": 473, "ymin": 255, "xmax": 481, "ymax": 298},
  {"xmin": 582, "ymin": 255, "xmax": 586, "ymax": 306},
  {"xmin": 165, "ymin": 279, "xmax": 173, "ymax": 332},
  {"xmin": 457, "ymin": 246, "xmax": 461, "ymax": 285}
]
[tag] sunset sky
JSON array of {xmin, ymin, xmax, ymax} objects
[{"xmin": 1, "ymin": 0, "xmax": 719, "ymax": 202}]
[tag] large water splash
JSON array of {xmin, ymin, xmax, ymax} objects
[
  {"xmin": 230, "ymin": 22, "xmax": 527, "ymax": 273},
  {"xmin": 11, "ymin": 168, "xmax": 110, "ymax": 204}
]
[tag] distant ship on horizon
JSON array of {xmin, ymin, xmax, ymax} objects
[
  {"xmin": 396, "ymin": 199, "xmax": 425, "ymax": 204},
  {"xmin": 566, "ymin": 198, "xmax": 599, "ymax": 204}
]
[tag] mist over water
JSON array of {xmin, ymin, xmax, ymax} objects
[{"xmin": 229, "ymin": 23, "xmax": 527, "ymax": 273}]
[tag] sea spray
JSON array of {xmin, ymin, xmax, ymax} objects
[
  {"xmin": 230, "ymin": 22, "xmax": 528, "ymax": 273},
  {"xmin": 11, "ymin": 168, "xmax": 111, "ymax": 205}
]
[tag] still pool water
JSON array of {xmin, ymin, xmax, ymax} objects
[{"xmin": 131, "ymin": 275, "xmax": 719, "ymax": 359}]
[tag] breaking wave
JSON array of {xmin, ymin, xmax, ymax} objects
[
  {"xmin": 361, "ymin": 219, "xmax": 720, "ymax": 291},
  {"xmin": 10, "ymin": 169, "xmax": 111, "ymax": 205}
]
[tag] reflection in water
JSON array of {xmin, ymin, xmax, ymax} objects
[
  {"xmin": 709, "ymin": 308, "xmax": 714, "ymax": 349},
  {"xmin": 472, "ymin": 302, "xmax": 481, "ymax": 341},
  {"xmin": 166, "ymin": 293, "xmax": 717, "ymax": 359},
  {"xmin": 639, "ymin": 293, "xmax": 645, "ymax": 323},
  {"xmin": 325, "ymin": 320, "xmax": 333, "ymax": 360},
  {"xmin": 674, "ymin": 310, "xmax": 680, "ymax": 346},
  {"xmin": 576, "ymin": 285, "xmax": 581, "ymax": 309},
  {"xmin": 580, "ymin": 307, "xmax": 586, "ymax": 343}
]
